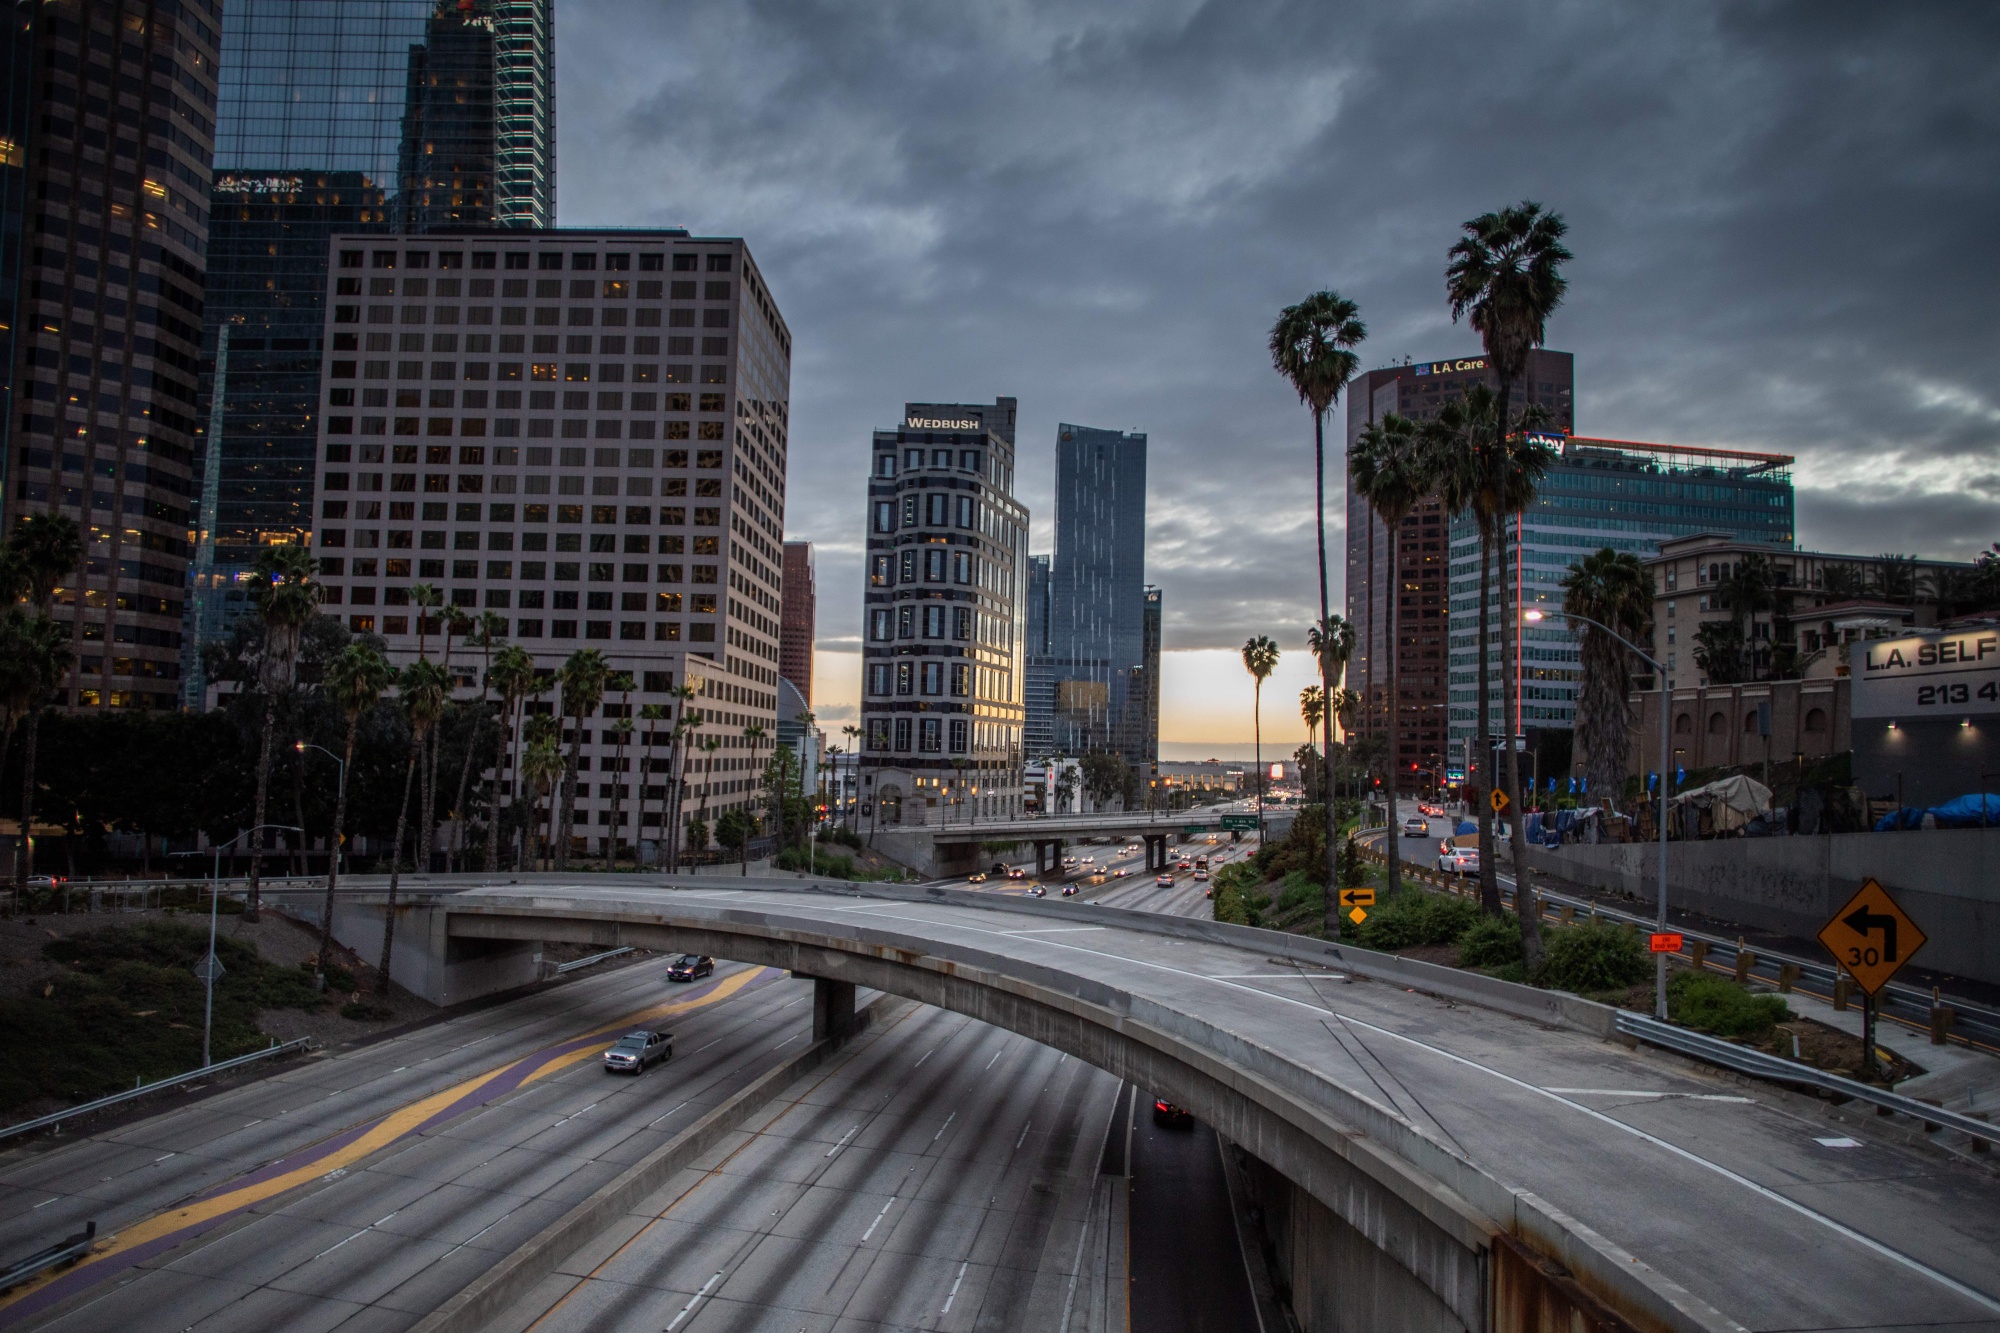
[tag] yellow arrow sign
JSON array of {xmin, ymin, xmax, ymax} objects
[
  {"xmin": 1489, "ymin": 788, "xmax": 1511, "ymax": 815},
  {"xmin": 1338, "ymin": 888, "xmax": 1375, "ymax": 908},
  {"xmin": 1817, "ymin": 878, "xmax": 1926, "ymax": 996}
]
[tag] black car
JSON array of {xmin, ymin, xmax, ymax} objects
[
  {"xmin": 603, "ymin": 1029, "xmax": 674, "ymax": 1074},
  {"xmin": 1152, "ymin": 1098, "xmax": 1193, "ymax": 1128},
  {"xmin": 667, "ymin": 954, "xmax": 714, "ymax": 982}
]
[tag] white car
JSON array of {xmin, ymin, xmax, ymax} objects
[
  {"xmin": 1437, "ymin": 848, "xmax": 1479, "ymax": 877},
  {"xmin": 1402, "ymin": 818, "xmax": 1429, "ymax": 837}
]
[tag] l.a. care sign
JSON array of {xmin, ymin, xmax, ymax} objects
[{"xmin": 1851, "ymin": 628, "xmax": 2000, "ymax": 717}]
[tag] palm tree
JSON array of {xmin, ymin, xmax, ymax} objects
[
  {"xmin": 1298, "ymin": 686, "xmax": 1325, "ymax": 804},
  {"xmin": 317, "ymin": 642, "xmax": 394, "ymax": 990},
  {"xmin": 4, "ymin": 614, "xmax": 71, "ymax": 893},
  {"xmin": 1562, "ymin": 550, "xmax": 1653, "ymax": 803},
  {"xmin": 244, "ymin": 542, "xmax": 320, "ymax": 915},
  {"xmin": 840, "ymin": 724, "xmax": 861, "ymax": 829},
  {"xmin": 1352, "ymin": 413, "xmax": 1438, "ymax": 903},
  {"xmin": 484, "ymin": 643, "xmax": 536, "ymax": 872},
  {"xmin": 1306, "ymin": 613, "xmax": 1356, "ymax": 919},
  {"xmin": 448, "ymin": 612, "xmax": 507, "ymax": 870},
  {"xmin": 637, "ymin": 702, "xmax": 670, "ymax": 868},
  {"xmin": 7, "ymin": 513, "xmax": 81, "ymax": 894},
  {"xmin": 521, "ymin": 729, "xmax": 565, "ymax": 869},
  {"xmin": 1240, "ymin": 636, "xmax": 1279, "ymax": 843},
  {"xmin": 554, "ymin": 648, "xmax": 609, "ymax": 869},
  {"xmin": 665, "ymin": 683, "xmax": 700, "ymax": 871},
  {"xmin": 693, "ymin": 734, "xmax": 724, "ymax": 861},
  {"xmin": 605, "ymin": 673, "xmax": 635, "ymax": 868},
  {"xmin": 409, "ymin": 583, "xmax": 440, "ymax": 659},
  {"xmin": 380, "ymin": 658, "xmax": 447, "ymax": 991}
]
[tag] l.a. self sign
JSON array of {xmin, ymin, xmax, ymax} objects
[{"xmin": 1851, "ymin": 630, "xmax": 2000, "ymax": 718}]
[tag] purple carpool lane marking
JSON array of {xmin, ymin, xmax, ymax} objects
[{"xmin": 0, "ymin": 967, "xmax": 779, "ymax": 1328}]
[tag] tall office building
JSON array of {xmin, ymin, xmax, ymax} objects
[
  {"xmin": 1344, "ymin": 350, "xmax": 1573, "ymax": 787},
  {"xmin": 188, "ymin": 0, "xmax": 554, "ymax": 702},
  {"xmin": 859, "ymin": 398, "xmax": 1029, "ymax": 824},
  {"xmin": 779, "ymin": 539, "xmax": 814, "ymax": 705},
  {"xmin": 0, "ymin": 0, "xmax": 222, "ymax": 711},
  {"xmin": 308, "ymin": 229, "xmax": 793, "ymax": 851},
  {"xmin": 1444, "ymin": 435, "xmax": 1794, "ymax": 775},
  {"xmin": 1137, "ymin": 583, "xmax": 1161, "ymax": 776},
  {"xmin": 1023, "ymin": 424, "xmax": 1154, "ymax": 776},
  {"xmin": 1021, "ymin": 551, "xmax": 1054, "ymax": 755}
]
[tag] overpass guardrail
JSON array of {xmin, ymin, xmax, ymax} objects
[{"xmin": 0, "ymin": 1038, "xmax": 313, "ymax": 1145}]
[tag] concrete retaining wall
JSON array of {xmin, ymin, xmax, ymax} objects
[{"xmin": 1528, "ymin": 827, "xmax": 2000, "ymax": 985}]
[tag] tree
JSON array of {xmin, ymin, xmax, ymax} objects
[
  {"xmin": 380, "ymin": 658, "xmax": 447, "ymax": 993},
  {"xmin": 6, "ymin": 513, "xmax": 80, "ymax": 893},
  {"xmin": 1447, "ymin": 200, "xmax": 1569, "ymax": 954},
  {"xmin": 554, "ymin": 649, "xmax": 609, "ymax": 868},
  {"xmin": 316, "ymin": 643, "xmax": 394, "ymax": 989},
  {"xmin": 409, "ymin": 583, "xmax": 440, "ymax": 660},
  {"xmin": 636, "ymin": 703, "xmax": 669, "ymax": 869},
  {"xmin": 1562, "ymin": 549, "xmax": 1653, "ymax": 810},
  {"xmin": 1306, "ymin": 613, "xmax": 1355, "ymax": 925},
  {"xmin": 1241, "ymin": 636, "xmax": 1279, "ymax": 840},
  {"xmin": 244, "ymin": 542, "xmax": 320, "ymax": 915},
  {"xmin": 447, "ymin": 612, "xmax": 507, "ymax": 870},
  {"xmin": 521, "ymin": 727, "xmax": 565, "ymax": 870},
  {"xmin": 715, "ymin": 807, "xmax": 758, "ymax": 875},
  {"xmin": 1080, "ymin": 751, "xmax": 1130, "ymax": 811},
  {"xmin": 665, "ymin": 683, "xmax": 700, "ymax": 871},
  {"xmin": 485, "ymin": 644, "xmax": 536, "ymax": 872},
  {"xmin": 1052, "ymin": 763, "xmax": 1077, "ymax": 815},
  {"xmin": 1352, "ymin": 412, "xmax": 1437, "ymax": 905}
]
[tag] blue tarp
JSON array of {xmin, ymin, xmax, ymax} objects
[
  {"xmin": 1455, "ymin": 819, "xmax": 1477, "ymax": 837},
  {"xmin": 1873, "ymin": 793, "xmax": 2000, "ymax": 830}
]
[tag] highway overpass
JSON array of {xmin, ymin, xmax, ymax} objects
[
  {"xmin": 254, "ymin": 874, "xmax": 2000, "ymax": 1332},
  {"xmin": 867, "ymin": 805, "xmax": 1296, "ymax": 877}
]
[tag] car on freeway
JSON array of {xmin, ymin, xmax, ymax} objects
[
  {"xmin": 1402, "ymin": 817, "xmax": 1429, "ymax": 837},
  {"xmin": 603, "ymin": 1029, "xmax": 673, "ymax": 1074},
  {"xmin": 1005, "ymin": 867, "xmax": 1027, "ymax": 880},
  {"xmin": 1113, "ymin": 867, "xmax": 1129, "ymax": 877},
  {"xmin": 1062, "ymin": 855, "xmax": 1079, "ymax": 866},
  {"xmin": 666, "ymin": 954, "xmax": 714, "ymax": 982},
  {"xmin": 1176, "ymin": 858, "xmax": 1192, "ymax": 870},
  {"xmin": 1029, "ymin": 886, "xmax": 1046, "ymax": 897},
  {"xmin": 1152, "ymin": 1098, "xmax": 1194, "ymax": 1128},
  {"xmin": 1193, "ymin": 868, "xmax": 1208, "ymax": 882},
  {"xmin": 991, "ymin": 861, "xmax": 1012, "ymax": 874},
  {"xmin": 967, "ymin": 871, "xmax": 988, "ymax": 883},
  {"xmin": 1061, "ymin": 883, "xmax": 1078, "ymax": 897},
  {"xmin": 1155, "ymin": 873, "xmax": 1175, "ymax": 887},
  {"xmin": 1438, "ymin": 847, "xmax": 1479, "ymax": 877}
]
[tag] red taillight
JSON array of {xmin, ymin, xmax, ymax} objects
[{"xmin": 1154, "ymin": 1100, "xmax": 1171, "ymax": 1113}]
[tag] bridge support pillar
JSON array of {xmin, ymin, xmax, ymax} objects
[
  {"xmin": 1034, "ymin": 839, "xmax": 1064, "ymax": 878},
  {"xmin": 811, "ymin": 976, "xmax": 856, "ymax": 1041},
  {"xmin": 1144, "ymin": 834, "xmax": 1169, "ymax": 871}
]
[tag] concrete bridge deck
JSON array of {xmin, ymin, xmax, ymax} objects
[{"xmin": 316, "ymin": 876, "xmax": 2000, "ymax": 1332}]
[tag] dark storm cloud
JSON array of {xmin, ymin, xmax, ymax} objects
[{"xmin": 557, "ymin": 0, "xmax": 2000, "ymax": 661}]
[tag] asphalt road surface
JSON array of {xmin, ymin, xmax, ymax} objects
[{"xmin": 0, "ymin": 957, "xmax": 822, "ymax": 1331}]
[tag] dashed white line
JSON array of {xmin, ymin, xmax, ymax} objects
[
  {"xmin": 665, "ymin": 1270, "xmax": 724, "ymax": 1330},
  {"xmin": 983, "ymin": 1048, "xmax": 1005, "ymax": 1071},
  {"xmin": 647, "ymin": 1099, "xmax": 693, "ymax": 1129},
  {"xmin": 1015, "ymin": 1121, "xmax": 1032, "ymax": 1149},
  {"xmin": 940, "ymin": 1260, "xmax": 969, "ymax": 1313},
  {"xmin": 1542, "ymin": 1089, "xmax": 1754, "ymax": 1103},
  {"xmin": 861, "ymin": 1195, "xmax": 897, "ymax": 1241},
  {"xmin": 825, "ymin": 1125, "xmax": 859, "ymax": 1157},
  {"xmin": 933, "ymin": 1111, "xmax": 956, "ymax": 1141},
  {"xmin": 914, "ymin": 1047, "xmax": 935, "ymax": 1069}
]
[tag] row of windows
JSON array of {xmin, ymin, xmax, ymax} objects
[
  {"xmin": 339, "ymin": 248, "xmax": 729, "ymax": 274},
  {"xmin": 325, "ymin": 471, "xmax": 722, "ymax": 500},
  {"xmin": 325, "ymin": 417, "xmax": 726, "ymax": 441},
  {"xmin": 865, "ymin": 716, "xmax": 971, "ymax": 755},
  {"xmin": 321, "ymin": 521, "xmax": 720, "ymax": 550},
  {"xmin": 868, "ymin": 661, "xmax": 973, "ymax": 697},
  {"xmin": 346, "ymin": 614, "xmax": 713, "ymax": 643},
  {"xmin": 329, "ymin": 332, "xmax": 727, "ymax": 359},
  {"xmin": 335, "ymin": 374, "xmax": 730, "ymax": 403},
  {"xmin": 869, "ymin": 548, "xmax": 983, "ymax": 586},
  {"xmin": 327, "ymin": 552, "xmax": 718, "ymax": 580},
  {"xmin": 333, "ymin": 306, "xmax": 730, "ymax": 335},
  {"xmin": 316, "ymin": 500, "xmax": 726, "ymax": 528},
  {"xmin": 874, "ymin": 448, "xmax": 985, "ymax": 476},
  {"xmin": 326, "ymin": 446, "xmax": 726, "ymax": 469},
  {"xmin": 873, "ymin": 493, "xmax": 991, "ymax": 533},
  {"xmin": 336, "ymin": 586, "xmax": 715, "ymax": 613},
  {"xmin": 870, "ymin": 605, "xmax": 998, "ymax": 642},
  {"xmin": 333, "ymin": 276, "xmax": 732, "ymax": 301}
]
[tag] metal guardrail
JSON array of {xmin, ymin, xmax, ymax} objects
[
  {"xmin": 1615, "ymin": 1011, "xmax": 2000, "ymax": 1147},
  {"xmin": 0, "ymin": 1221, "xmax": 96, "ymax": 1293},
  {"xmin": 1356, "ymin": 834, "xmax": 2000, "ymax": 1053},
  {"xmin": 0, "ymin": 1038, "xmax": 313, "ymax": 1145},
  {"xmin": 555, "ymin": 946, "xmax": 635, "ymax": 973}
]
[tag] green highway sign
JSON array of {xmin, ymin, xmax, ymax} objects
[
  {"xmin": 1220, "ymin": 814, "xmax": 1259, "ymax": 831},
  {"xmin": 1182, "ymin": 826, "xmax": 1206, "ymax": 837}
]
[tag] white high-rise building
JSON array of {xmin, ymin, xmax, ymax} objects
[{"xmin": 308, "ymin": 228, "xmax": 791, "ymax": 857}]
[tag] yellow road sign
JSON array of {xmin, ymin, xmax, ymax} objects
[
  {"xmin": 1816, "ymin": 878, "xmax": 1926, "ymax": 996},
  {"xmin": 1347, "ymin": 906, "xmax": 1367, "ymax": 925},
  {"xmin": 1489, "ymin": 788, "xmax": 1511, "ymax": 815},
  {"xmin": 1338, "ymin": 888, "xmax": 1376, "ymax": 908}
]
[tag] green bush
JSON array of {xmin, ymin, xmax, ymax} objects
[
  {"xmin": 774, "ymin": 846, "xmax": 862, "ymax": 879},
  {"xmin": 1274, "ymin": 869, "xmax": 1321, "ymax": 915},
  {"xmin": 1454, "ymin": 913, "xmax": 1524, "ymax": 969},
  {"xmin": 1535, "ymin": 919, "xmax": 1648, "ymax": 993},
  {"xmin": 1669, "ymin": 972, "xmax": 1790, "ymax": 1038},
  {"xmin": 1350, "ymin": 888, "xmax": 1480, "ymax": 951},
  {"xmin": 823, "ymin": 825, "xmax": 864, "ymax": 850}
]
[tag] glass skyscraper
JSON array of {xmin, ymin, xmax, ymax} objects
[
  {"xmin": 187, "ymin": 0, "xmax": 553, "ymax": 701},
  {"xmin": 1024, "ymin": 424, "xmax": 1153, "ymax": 773},
  {"xmin": 1445, "ymin": 433, "xmax": 1795, "ymax": 777}
]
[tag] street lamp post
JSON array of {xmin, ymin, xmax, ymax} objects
[
  {"xmin": 1525, "ymin": 608, "xmax": 1673, "ymax": 1021},
  {"xmin": 294, "ymin": 741, "xmax": 348, "ymax": 879},
  {"xmin": 172, "ymin": 823, "xmax": 302, "ymax": 1068}
]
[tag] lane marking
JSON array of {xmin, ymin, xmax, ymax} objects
[
  {"xmin": 1337, "ymin": 1013, "xmax": 2000, "ymax": 1315},
  {"xmin": 0, "ymin": 966, "xmax": 782, "ymax": 1326},
  {"xmin": 1817, "ymin": 1137, "xmax": 1864, "ymax": 1148},
  {"xmin": 933, "ymin": 1112, "xmax": 956, "ymax": 1142},
  {"xmin": 665, "ymin": 1270, "xmax": 724, "ymax": 1330},
  {"xmin": 861, "ymin": 1196, "xmax": 897, "ymax": 1241},
  {"xmin": 941, "ymin": 1260, "xmax": 969, "ymax": 1314},
  {"xmin": 914, "ymin": 1047, "xmax": 935, "ymax": 1069},
  {"xmin": 1003, "ymin": 926, "xmax": 1108, "ymax": 935},
  {"xmin": 1015, "ymin": 1121, "xmax": 1032, "ymax": 1150},
  {"xmin": 647, "ymin": 1100, "xmax": 693, "ymax": 1129},
  {"xmin": 983, "ymin": 1048, "xmax": 1005, "ymax": 1071},
  {"xmin": 825, "ymin": 1125, "xmax": 859, "ymax": 1158},
  {"xmin": 1542, "ymin": 1089, "xmax": 1755, "ymax": 1103}
]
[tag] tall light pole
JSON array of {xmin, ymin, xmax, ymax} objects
[
  {"xmin": 173, "ymin": 823, "xmax": 301, "ymax": 1068},
  {"xmin": 294, "ymin": 741, "xmax": 348, "ymax": 879},
  {"xmin": 1525, "ymin": 609, "xmax": 1673, "ymax": 1020}
]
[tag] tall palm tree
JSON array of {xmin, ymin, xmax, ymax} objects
[
  {"xmin": 841, "ymin": 724, "xmax": 861, "ymax": 829},
  {"xmin": 552, "ymin": 649, "xmax": 609, "ymax": 869},
  {"xmin": 449, "ymin": 612, "xmax": 507, "ymax": 870},
  {"xmin": 665, "ymin": 683, "xmax": 700, "ymax": 871},
  {"xmin": 318, "ymin": 642, "xmax": 393, "ymax": 990},
  {"xmin": 1352, "ymin": 413, "xmax": 1437, "ymax": 902},
  {"xmin": 637, "ymin": 703, "xmax": 670, "ymax": 868},
  {"xmin": 1299, "ymin": 686, "xmax": 1326, "ymax": 805},
  {"xmin": 381, "ymin": 658, "xmax": 447, "ymax": 991},
  {"xmin": 7, "ymin": 513, "xmax": 81, "ymax": 894},
  {"xmin": 1563, "ymin": 549, "xmax": 1653, "ymax": 806},
  {"xmin": 4, "ymin": 614, "xmax": 70, "ymax": 892},
  {"xmin": 485, "ymin": 645, "xmax": 537, "ymax": 871},
  {"xmin": 1240, "ymin": 636, "xmax": 1279, "ymax": 843},
  {"xmin": 521, "ymin": 728, "xmax": 565, "ymax": 869},
  {"xmin": 1306, "ymin": 613, "xmax": 1356, "ymax": 920},
  {"xmin": 246, "ymin": 542, "xmax": 320, "ymax": 916},
  {"xmin": 693, "ymin": 734, "xmax": 724, "ymax": 860},
  {"xmin": 1271, "ymin": 295, "xmax": 1365, "ymax": 921},
  {"xmin": 409, "ymin": 583, "xmax": 440, "ymax": 660},
  {"xmin": 605, "ymin": 674, "xmax": 635, "ymax": 868}
]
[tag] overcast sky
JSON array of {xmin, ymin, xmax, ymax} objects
[{"xmin": 556, "ymin": 1, "xmax": 1999, "ymax": 753}]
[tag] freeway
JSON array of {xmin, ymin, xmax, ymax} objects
[
  {"xmin": 0, "ymin": 955, "xmax": 825, "ymax": 1331},
  {"xmin": 425, "ymin": 880, "xmax": 2000, "ymax": 1331}
]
